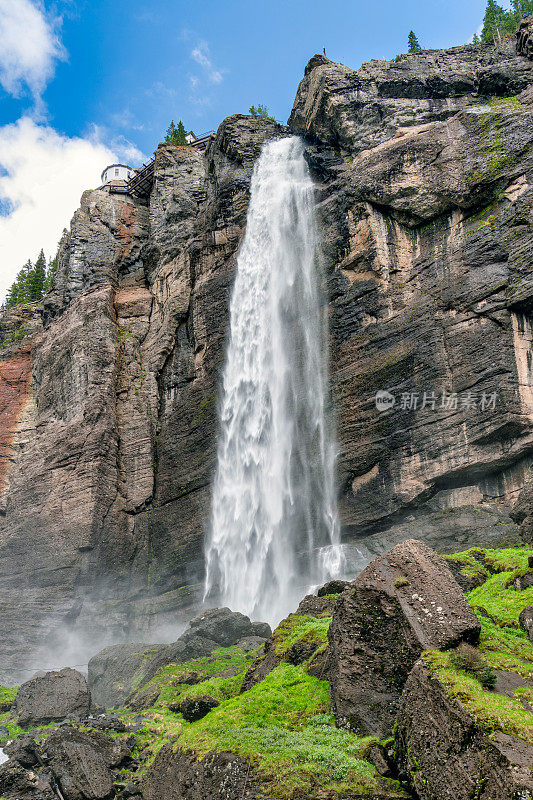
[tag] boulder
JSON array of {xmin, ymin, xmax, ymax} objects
[
  {"xmin": 513, "ymin": 571, "xmax": 533, "ymax": 590},
  {"xmin": 317, "ymin": 579, "xmax": 350, "ymax": 597},
  {"xmin": 296, "ymin": 593, "xmax": 338, "ymax": 616},
  {"xmin": 395, "ymin": 659, "xmax": 533, "ymax": 799},
  {"xmin": 13, "ymin": 668, "xmax": 91, "ymax": 727},
  {"xmin": 0, "ymin": 727, "xmax": 133, "ymax": 800},
  {"xmin": 187, "ymin": 608, "xmax": 271, "ymax": 646},
  {"xmin": 328, "ymin": 539, "xmax": 481, "ymax": 737},
  {"xmin": 87, "ymin": 642, "xmax": 169, "ymax": 710},
  {"xmin": 0, "ymin": 759, "xmax": 55, "ymax": 799},
  {"xmin": 42, "ymin": 728, "xmax": 116, "ymax": 800},
  {"xmin": 142, "ymin": 745, "xmax": 267, "ymax": 800},
  {"xmin": 88, "ymin": 609, "xmax": 271, "ymax": 708},
  {"xmin": 172, "ymin": 695, "xmax": 220, "ymax": 722},
  {"xmin": 519, "ymin": 606, "xmax": 533, "ymax": 642},
  {"xmin": 517, "ymin": 15, "xmax": 533, "ymax": 60}
]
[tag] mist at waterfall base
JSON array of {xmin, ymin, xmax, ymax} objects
[{"xmin": 204, "ymin": 136, "xmax": 345, "ymax": 627}]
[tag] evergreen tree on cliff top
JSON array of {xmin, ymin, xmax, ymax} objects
[
  {"xmin": 408, "ymin": 30, "xmax": 422, "ymax": 53},
  {"xmin": 481, "ymin": 0, "xmax": 533, "ymax": 42},
  {"xmin": 165, "ymin": 120, "xmax": 188, "ymax": 145}
]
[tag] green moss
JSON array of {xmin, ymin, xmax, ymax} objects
[
  {"xmin": 271, "ymin": 614, "xmax": 331, "ymax": 658},
  {"xmin": 467, "ymin": 571, "xmax": 533, "ymax": 627},
  {"xmin": 178, "ymin": 664, "xmax": 403, "ymax": 798},
  {"xmin": 0, "ymin": 686, "xmax": 18, "ymax": 706},
  {"xmin": 475, "ymin": 614, "xmax": 533, "ymax": 679},
  {"xmin": 422, "ymin": 650, "xmax": 533, "ymax": 745}
]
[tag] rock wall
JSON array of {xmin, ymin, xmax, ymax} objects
[{"xmin": 2, "ymin": 37, "xmax": 533, "ymax": 680}]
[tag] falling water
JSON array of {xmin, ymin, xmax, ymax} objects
[{"xmin": 204, "ymin": 136, "xmax": 343, "ymax": 626}]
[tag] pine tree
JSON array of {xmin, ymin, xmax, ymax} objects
[
  {"xmin": 165, "ymin": 119, "xmax": 188, "ymax": 145},
  {"xmin": 472, "ymin": 32, "xmax": 480, "ymax": 45},
  {"xmin": 29, "ymin": 250, "xmax": 47, "ymax": 301},
  {"xmin": 481, "ymin": 0, "xmax": 510, "ymax": 41},
  {"xmin": 408, "ymin": 30, "xmax": 422, "ymax": 53}
]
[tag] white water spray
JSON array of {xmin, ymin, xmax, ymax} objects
[{"xmin": 204, "ymin": 136, "xmax": 343, "ymax": 625}]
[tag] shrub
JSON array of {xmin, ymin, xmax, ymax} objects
[{"xmin": 450, "ymin": 643, "xmax": 497, "ymax": 689}]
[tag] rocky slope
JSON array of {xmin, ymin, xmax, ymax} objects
[
  {"xmin": 2, "ymin": 35, "xmax": 533, "ymax": 679},
  {"xmin": 0, "ymin": 539, "xmax": 531, "ymax": 800}
]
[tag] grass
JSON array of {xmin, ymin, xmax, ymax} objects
[
  {"xmin": 422, "ymin": 650, "xmax": 533, "ymax": 746},
  {"xmin": 177, "ymin": 663, "xmax": 401, "ymax": 798},
  {"xmin": 467, "ymin": 571, "xmax": 533, "ymax": 626},
  {"xmin": 271, "ymin": 613, "xmax": 331, "ymax": 658},
  {"xmin": 0, "ymin": 687, "xmax": 17, "ymax": 707},
  {"xmin": 476, "ymin": 615, "xmax": 533, "ymax": 680}
]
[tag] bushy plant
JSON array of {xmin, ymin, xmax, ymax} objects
[
  {"xmin": 249, "ymin": 104, "xmax": 276, "ymax": 121},
  {"xmin": 450, "ymin": 643, "xmax": 497, "ymax": 689}
]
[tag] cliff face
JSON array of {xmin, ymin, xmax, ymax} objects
[{"xmin": 2, "ymin": 38, "xmax": 533, "ymax": 681}]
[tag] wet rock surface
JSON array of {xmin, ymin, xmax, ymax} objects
[
  {"xmin": 328, "ymin": 539, "xmax": 481, "ymax": 736},
  {"xmin": 14, "ymin": 669, "xmax": 91, "ymax": 728}
]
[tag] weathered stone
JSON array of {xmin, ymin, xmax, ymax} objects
[
  {"xmin": 42, "ymin": 727, "xmax": 130, "ymax": 800},
  {"xmin": 0, "ymin": 759, "xmax": 55, "ymax": 800},
  {"xmin": 519, "ymin": 605, "xmax": 533, "ymax": 642},
  {"xmin": 14, "ymin": 669, "xmax": 91, "ymax": 727},
  {"xmin": 240, "ymin": 642, "xmax": 281, "ymax": 693},
  {"xmin": 395, "ymin": 659, "xmax": 533, "ymax": 800},
  {"xmin": 171, "ymin": 695, "xmax": 219, "ymax": 721},
  {"xmin": 328, "ymin": 539, "xmax": 481, "ymax": 736},
  {"xmin": 296, "ymin": 593, "xmax": 338, "ymax": 616},
  {"xmin": 517, "ymin": 15, "xmax": 533, "ymax": 60},
  {"xmin": 142, "ymin": 746, "xmax": 267, "ymax": 800},
  {"xmin": 317, "ymin": 579, "xmax": 350, "ymax": 596},
  {"xmin": 187, "ymin": 607, "xmax": 271, "ymax": 646}
]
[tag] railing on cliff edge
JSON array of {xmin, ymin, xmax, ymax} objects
[{"xmin": 126, "ymin": 131, "xmax": 215, "ymax": 198}]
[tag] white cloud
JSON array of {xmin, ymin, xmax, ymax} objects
[
  {"xmin": 88, "ymin": 123, "xmax": 147, "ymax": 165},
  {"xmin": 0, "ymin": 117, "xmax": 115, "ymax": 301},
  {"xmin": 191, "ymin": 41, "xmax": 223, "ymax": 84},
  {"xmin": 0, "ymin": 0, "xmax": 65, "ymax": 102}
]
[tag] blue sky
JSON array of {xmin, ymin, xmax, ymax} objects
[{"xmin": 0, "ymin": 0, "xmax": 491, "ymax": 296}]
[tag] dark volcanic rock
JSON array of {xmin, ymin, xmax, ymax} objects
[
  {"xmin": 296, "ymin": 593, "xmax": 338, "ymax": 616},
  {"xmin": 88, "ymin": 608, "xmax": 270, "ymax": 708},
  {"xmin": 187, "ymin": 608, "xmax": 271, "ymax": 646},
  {"xmin": 328, "ymin": 539, "xmax": 481, "ymax": 737},
  {"xmin": 519, "ymin": 606, "xmax": 533, "ymax": 642},
  {"xmin": 0, "ymin": 759, "xmax": 55, "ymax": 800},
  {"xmin": 317, "ymin": 579, "xmax": 350, "ymax": 596},
  {"xmin": 142, "ymin": 745, "xmax": 266, "ymax": 800},
  {"xmin": 14, "ymin": 668, "xmax": 91, "ymax": 727},
  {"xmin": 517, "ymin": 15, "xmax": 533, "ymax": 60},
  {"xmin": 142, "ymin": 742, "xmax": 408, "ymax": 800},
  {"xmin": 396, "ymin": 659, "xmax": 533, "ymax": 800},
  {"xmin": 0, "ymin": 727, "xmax": 132, "ymax": 800},
  {"xmin": 172, "ymin": 695, "xmax": 220, "ymax": 721}
]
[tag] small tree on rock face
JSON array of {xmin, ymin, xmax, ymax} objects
[
  {"xmin": 408, "ymin": 30, "xmax": 422, "ymax": 53},
  {"xmin": 165, "ymin": 119, "xmax": 188, "ymax": 145},
  {"xmin": 249, "ymin": 104, "xmax": 276, "ymax": 121}
]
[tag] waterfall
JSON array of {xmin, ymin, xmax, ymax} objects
[{"xmin": 204, "ymin": 136, "xmax": 343, "ymax": 626}]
